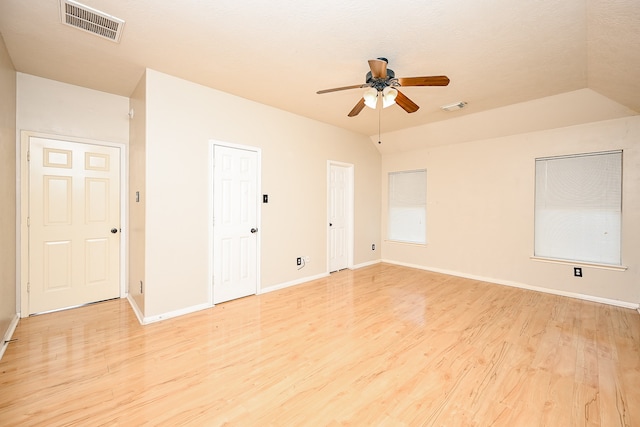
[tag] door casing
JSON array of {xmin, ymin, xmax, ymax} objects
[{"xmin": 19, "ymin": 131, "xmax": 127, "ymax": 317}]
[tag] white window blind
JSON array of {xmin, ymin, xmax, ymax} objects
[
  {"xmin": 388, "ymin": 170, "xmax": 427, "ymax": 244},
  {"xmin": 534, "ymin": 150, "xmax": 622, "ymax": 265}
]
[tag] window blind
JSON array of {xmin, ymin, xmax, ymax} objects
[
  {"xmin": 388, "ymin": 170, "xmax": 427, "ymax": 244},
  {"xmin": 534, "ymin": 151, "xmax": 622, "ymax": 265}
]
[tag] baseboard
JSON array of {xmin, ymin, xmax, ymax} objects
[
  {"xmin": 126, "ymin": 294, "xmax": 211, "ymax": 325},
  {"xmin": 351, "ymin": 259, "xmax": 381, "ymax": 270},
  {"xmin": 260, "ymin": 272, "xmax": 330, "ymax": 295},
  {"xmin": 141, "ymin": 302, "xmax": 211, "ymax": 325},
  {"xmin": 0, "ymin": 314, "xmax": 20, "ymax": 361},
  {"xmin": 126, "ymin": 294, "xmax": 145, "ymax": 325},
  {"xmin": 259, "ymin": 261, "xmax": 381, "ymax": 295},
  {"xmin": 382, "ymin": 259, "xmax": 640, "ymax": 311}
]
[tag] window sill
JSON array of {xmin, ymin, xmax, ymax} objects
[
  {"xmin": 530, "ymin": 256, "xmax": 627, "ymax": 271},
  {"xmin": 386, "ymin": 240, "xmax": 428, "ymax": 247}
]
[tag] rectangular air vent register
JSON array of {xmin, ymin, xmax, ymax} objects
[{"xmin": 59, "ymin": 0, "xmax": 125, "ymax": 42}]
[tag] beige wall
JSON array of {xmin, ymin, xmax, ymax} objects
[
  {"xmin": 5, "ymin": 67, "xmax": 637, "ymax": 325},
  {"xmin": 0, "ymin": 34, "xmax": 17, "ymax": 346},
  {"xmin": 381, "ymin": 115, "xmax": 640, "ymax": 305},
  {"xmin": 376, "ymin": 89, "xmax": 635, "ymax": 155},
  {"xmin": 128, "ymin": 74, "xmax": 146, "ymax": 312},
  {"xmin": 142, "ymin": 69, "xmax": 381, "ymax": 318},
  {"xmin": 16, "ymin": 73, "xmax": 129, "ymax": 144}
]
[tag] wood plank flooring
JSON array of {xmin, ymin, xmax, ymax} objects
[{"xmin": 1, "ymin": 263, "xmax": 639, "ymax": 426}]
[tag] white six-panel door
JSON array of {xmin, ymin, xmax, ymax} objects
[
  {"xmin": 213, "ymin": 145, "xmax": 259, "ymax": 304},
  {"xmin": 28, "ymin": 137, "xmax": 121, "ymax": 314},
  {"xmin": 328, "ymin": 163, "xmax": 350, "ymax": 272}
]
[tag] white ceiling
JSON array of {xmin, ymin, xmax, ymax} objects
[{"xmin": 0, "ymin": 0, "xmax": 638, "ymax": 136}]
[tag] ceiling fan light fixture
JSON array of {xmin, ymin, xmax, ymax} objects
[
  {"xmin": 363, "ymin": 88, "xmax": 378, "ymax": 109},
  {"xmin": 382, "ymin": 87, "xmax": 398, "ymax": 108}
]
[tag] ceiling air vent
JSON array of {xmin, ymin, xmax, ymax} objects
[{"xmin": 59, "ymin": 0, "xmax": 125, "ymax": 43}]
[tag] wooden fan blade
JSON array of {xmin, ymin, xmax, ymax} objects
[
  {"xmin": 395, "ymin": 90, "xmax": 420, "ymax": 113},
  {"xmin": 317, "ymin": 84, "xmax": 365, "ymax": 94},
  {"xmin": 368, "ymin": 59, "xmax": 388, "ymax": 79},
  {"xmin": 348, "ymin": 98, "xmax": 366, "ymax": 117},
  {"xmin": 397, "ymin": 76, "xmax": 450, "ymax": 86}
]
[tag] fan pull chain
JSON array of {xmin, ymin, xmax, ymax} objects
[{"xmin": 378, "ymin": 102, "xmax": 382, "ymax": 144}]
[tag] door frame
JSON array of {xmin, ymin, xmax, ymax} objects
[
  {"xmin": 19, "ymin": 131, "xmax": 128, "ymax": 317},
  {"xmin": 326, "ymin": 160, "xmax": 354, "ymax": 272},
  {"xmin": 208, "ymin": 140, "xmax": 262, "ymax": 306}
]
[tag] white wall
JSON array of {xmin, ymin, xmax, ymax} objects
[
  {"xmin": 143, "ymin": 69, "xmax": 381, "ymax": 318},
  {"xmin": 16, "ymin": 73, "xmax": 129, "ymax": 144},
  {"xmin": 0, "ymin": 33, "xmax": 17, "ymax": 358},
  {"xmin": 128, "ymin": 73, "xmax": 146, "ymax": 313},
  {"xmin": 381, "ymin": 115, "xmax": 640, "ymax": 306}
]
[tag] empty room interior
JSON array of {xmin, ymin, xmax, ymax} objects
[{"xmin": 0, "ymin": 0, "xmax": 639, "ymax": 425}]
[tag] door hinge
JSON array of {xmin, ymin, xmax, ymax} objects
[
  {"xmin": 27, "ymin": 150, "xmax": 30, "ymax": 162},
  {"xmin": 27, "ymin": 217, "xmax": 30, "ymax": 227},
  {"xmin": 27, "ymin": 282, "xmax": 30, "ymax": 293}
]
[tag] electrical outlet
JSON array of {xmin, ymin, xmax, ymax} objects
[
  {"xmin": 372, "ymin": 244, "xmax": 375, "ymax": 250},
  {"xmin": 296, "ymin": 257, "xmax": 302, "ymax": 266},
  {"xmin": 574, "ymin": 267, "xmax": 582, "ymax": 277}
]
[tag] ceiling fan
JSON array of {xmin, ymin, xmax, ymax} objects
[{"xmin": 317, "ymin": 58, "xmax": 450, "ymax": 117}]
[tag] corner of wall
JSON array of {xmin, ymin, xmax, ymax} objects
[
  {"xmin": 0, "ymin": 313, "xmax": 20, "ymax": 361},
  {"xmin": 0, "ymin": 30, "xmax": 18, "ymax": 357}
]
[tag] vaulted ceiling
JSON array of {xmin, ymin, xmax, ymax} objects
[{"xmin": 0, "ymin": 0, "xmax": 638, "ymax": 136}]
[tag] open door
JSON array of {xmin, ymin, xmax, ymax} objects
[{"xmin": 212, "ymin": 143, "xmax": 261, "ymax": 304}]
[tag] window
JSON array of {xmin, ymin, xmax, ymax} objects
[
  {"xmin": 388, "ymin": 169, "xmax": 427, "ymax": 244},
  {"xmin": 534, "ymin": 150, "xmax": 622, "ymax": 265}
]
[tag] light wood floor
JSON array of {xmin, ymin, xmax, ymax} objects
[{"xmin": 1, "ymin": 264, "xmax": 639, "ymax": 426}]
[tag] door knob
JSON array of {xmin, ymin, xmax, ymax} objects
[
  {"xmin": 329, "ymin": 223, "xmax": 333, "ymax": 227},
  {"xmin": 250, "ymin": 228, "xmax": 258, "ymax": 233},
  {"xmin": 111, "ymin": 228, "xmax": 118, "ymax": 234}
]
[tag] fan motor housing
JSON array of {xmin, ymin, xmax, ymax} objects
[{"xmin": 366, "ymin": 68, "xmax": 395, "ymax": 90}]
